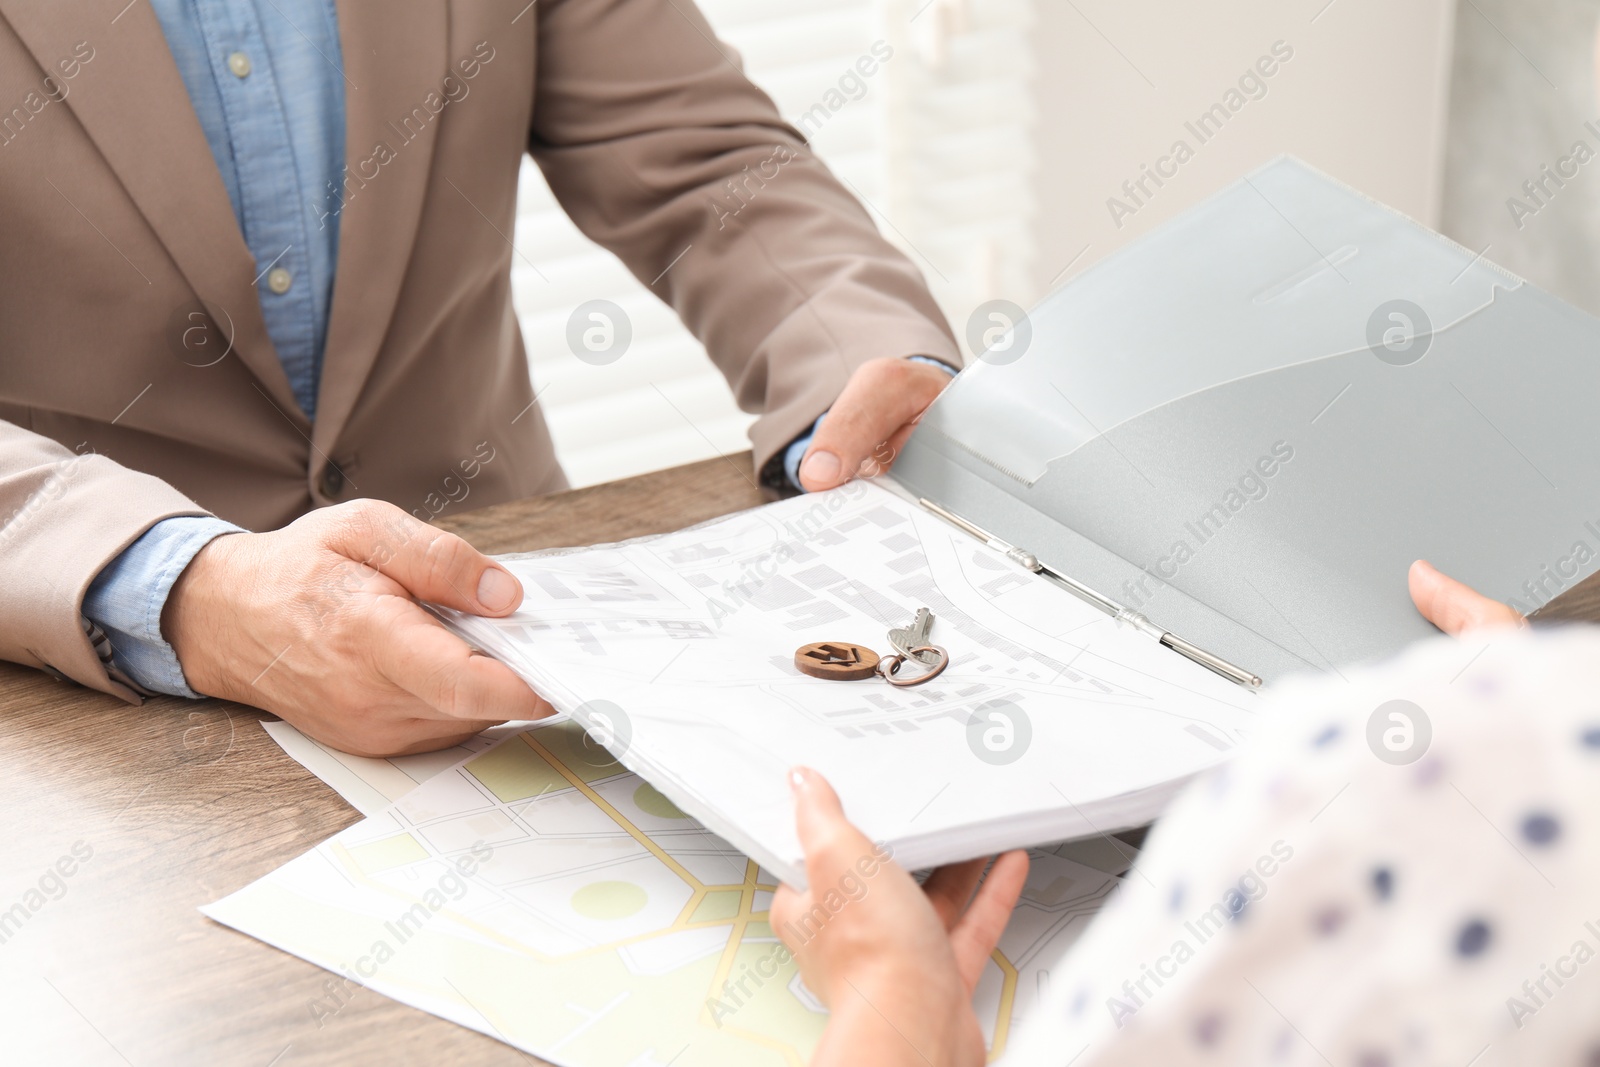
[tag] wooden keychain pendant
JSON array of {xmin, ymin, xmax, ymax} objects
[
  {"xmin": 794, "ymin": 642, "xmax": 881, "ymax": 681},
  {"xmin": 793, "ymin": 640, "xmax": 949, "ymax": 687}
]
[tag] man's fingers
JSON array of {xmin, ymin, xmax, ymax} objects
[
  {"xmin": 948, "ymin": 851, "xmax": 1030, "ymax": 993},
  {"xmin": 368, "ymin": 596, "xmax": 546, "ymax": 721},
  {"xmin": 382, "ymin": 722, "xmax": 505, "ymax": 755},
  {"xmin": 335, "ymin": 718, "xmax": 507, "ymax": 759},
  {"xmin": 1409, "ymin": 559, "xmax": 1524, "ymax": 635},
  {"xmin": 320, "ymin": 500, "xmax": 524, "ymax": 616},
  {"xmin": 798, "ymin": 358, "xmax": 952, "ymax": 492},
  {"xmin": 922, "ymin": 857, "xmax": 990, "ymax": 931}
]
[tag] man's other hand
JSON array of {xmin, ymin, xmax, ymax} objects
[
  {"xmin": 797, "ymin": 356, "xmax": 954, "ymax": 492},
  {"xmin": 163, "ymin": 500, "xmax": 550, "ymax": 756},
  {"xmin": 1409, "ymin": 559, "xmax": 1526, "ymax": 636}
]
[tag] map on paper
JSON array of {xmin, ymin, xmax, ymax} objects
[
  {"xmin": 218, "ymin": 716, "xmax": 1141, "ymax": 1065},
  {"xmin": 260, "ymin": 718, "xmax": 535, "ymax": 817},
  {"xmin": 439, "ymin": 480, "xmax": 1258, "ymax": 881}
]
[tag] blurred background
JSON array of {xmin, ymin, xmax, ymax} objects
[{"xmin": 512, "ymin": 0, "xmax": 1592, "ymax": 487}]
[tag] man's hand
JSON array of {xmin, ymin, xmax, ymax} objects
[
  {"xmin": 798, "ymin": 357, "xmax": 955, "ymax": 492},
  {"xmin": 770, "ymin": 767, "xmax": 1028, "ymax": 1067},
  {"xmin": 164, "ymin": 500, "xmax": 550, "ymax": 756},
  {"xmin": 1409, "ymin": 559, "xmax": 1525, "ymax": 635}
]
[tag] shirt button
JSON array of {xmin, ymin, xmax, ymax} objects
[
  {"xmin": 227, "ymin": 51, "xmax": 252, "ymax": 78},
  {"xmin": 266, "ymin": 267, "xmax": 293, "ymax": 295},
  {"xmin": 319, "ymin": 465, "xmax": 345, "ymax": 498}
]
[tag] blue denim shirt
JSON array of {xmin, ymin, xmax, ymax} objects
[
  {"xmin": 154, "ymin": 0, "xmax": 344, "ymax": 418},
  {"xmin": 83, "ymin": 0, "xmax": 343, "ymax": 697}
]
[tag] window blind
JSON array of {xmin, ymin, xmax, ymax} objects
[{"xmin": 511, "ymin": 0, "xmax": 1037, "ymax": 487}]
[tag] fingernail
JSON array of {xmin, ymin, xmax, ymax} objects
[
  {"xmin": 789, "ymin": 767, "xmax": 812, "ymax": 794},
  {"xmin": 477, "ymin": 568, "xmax": 518, "ymax": 612},
  {"xmin": 800, "ymin": 450, "xmax": 841, "ymax": 487}
]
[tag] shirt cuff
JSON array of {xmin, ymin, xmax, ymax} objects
[
  {"xmin": 82, "ymin": 516, "xmax": 245, "ymax": 698},
  {"xmin": 783, "ymin": 355, "xmax": 959, "ymax": 491}
]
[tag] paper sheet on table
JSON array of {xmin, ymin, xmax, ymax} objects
[
  {"xmin": 228, "ymin": 717, "xmax": 1141, "ymax": 1065},
  {"xmin": 261, "ymin": 718, "xmax": 535, "ymax": 817}
]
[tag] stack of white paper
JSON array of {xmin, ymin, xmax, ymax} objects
[{"xmin": 441, "ymin": 481, "xmax": 1259, "ymax": 885}]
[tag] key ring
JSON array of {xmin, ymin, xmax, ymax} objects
[{"xmin": 875, "ymin": 645, "xmax": 949, "ymax": 687}]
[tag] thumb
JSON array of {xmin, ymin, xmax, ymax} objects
[
  {"xmin": 1409, "ymin": 559, "xmax": 1523, "ymax": 635},
  {"xmin": 322, "ymin": 501, "xmax": 524, "ymax": 617},
  {"xmin": 798, "ymin": 359, "xmax": 951, "ymax": 492},
  {"xmin": 789, "ymin": 766, "xmax": 867, "ymax": 888}
]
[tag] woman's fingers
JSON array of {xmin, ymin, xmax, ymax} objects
[
  {"xmin": 922, "ymin": 857, "xmax": 990, "ymax": 931},
  {"xmin": 770, "ymin": 884, "xmax": 806, "ymax": 947},
  {"xmin": 948, "ymin": 851, "xmax": 1030, "ymax": 993},
  {"xmin": 790, "ymin": 766, "xmax": 879, "ymax": 886},
  {"xmin": 1409, "ymin": 559, "xmax": 1525, "ymax": 635}
]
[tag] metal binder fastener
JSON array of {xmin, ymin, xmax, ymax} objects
[{"xmin": 918, "ymin": 498, "xmax": 1263, "ymax": 689}]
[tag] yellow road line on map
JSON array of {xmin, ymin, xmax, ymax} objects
[
  {"xmin": 987, "ymin": 949, "xmax": 1019, "ymax": 1062},
  {"xmin": 324, "ymin": 835, "xmax": 764, "ymax": 966},
  {"xmin": 697, "ymin": 859, "xmax": 805, "ymax": 1066},
  {"xmin": 316, "ymin": 738, "xmax": 795, "ymax": 994},
  {"xmin": 520, "ymin": 733, "xmax": 708, "ymax": 892},
  {"xmin": 702, "ymin": 859, "xmax": 760, "ymax": 1020},
  {"xmin": 320, "ymin": 732, "xmax": 757, "ymax": 966}
]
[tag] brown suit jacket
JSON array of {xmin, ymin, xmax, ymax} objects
[{"xmin": 0, "ymin": 0, "xmax": 958, "ymax": 702}]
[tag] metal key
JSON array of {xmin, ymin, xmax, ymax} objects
[{"xmin": 888, "ymin": 607, "xmax": 941, "ymax": 666}]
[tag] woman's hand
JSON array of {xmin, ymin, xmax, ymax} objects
[
  {"xmin": 1409, "ymin": 559, "xmax": 1526, "ymax": 635},
  {"xmin": 769, "ymin": 767, "xmax": 1029, "ymax": 1067}
]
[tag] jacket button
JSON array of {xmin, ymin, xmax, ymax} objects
[{"xmin": 319, "ymin": 465, "xmax": 345, "ymax": 499}]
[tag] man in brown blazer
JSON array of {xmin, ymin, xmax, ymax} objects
[{"xmin": 0, "ymin": 0, "xmax": 961, "ymax": 754}]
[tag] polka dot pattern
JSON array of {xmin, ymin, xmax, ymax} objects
[
  {"xmin": 1312, "ymin": 905, "xmax": 1346, "ymax": 937},
  {"xmin": 1521, "ymin": 812, "xmax": 1560, "ymax": 846},
  {"xmin": 1455, "ymin": 919, "xmax": 1491, "ymax": 958},
  {"xmin": 1002, "ymin": 628, "xmax": 1600, "ymax": 1067}
]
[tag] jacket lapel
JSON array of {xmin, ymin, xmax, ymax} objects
[
  {"xmin": 0, "ymin": 0, "xmax": 303, "ymax": 420},
  {"xmin": 312, "ymin": 0, "xmax": 448, "ymax": 459}
]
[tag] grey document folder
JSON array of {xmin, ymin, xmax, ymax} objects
[{"xmin": 892, "ymin": 157, "xmax": 1600, "ymax": 683}]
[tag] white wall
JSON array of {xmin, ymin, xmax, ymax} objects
[
  {"xmin": 1030, "ymin": 0, "xmax": 1457, "ymax": 300},
  {"xmin": 1439, "ymin": 0, "xmax": 1600, "ymax": 316}
]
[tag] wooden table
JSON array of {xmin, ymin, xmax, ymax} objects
[
  {"xmin": 0, "ymin": 454, "xmax": 764, "ymax": 1066},
  {"xmin": 5, "ymin": 453, "xmax": 1599, "ymax": 1064}
]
